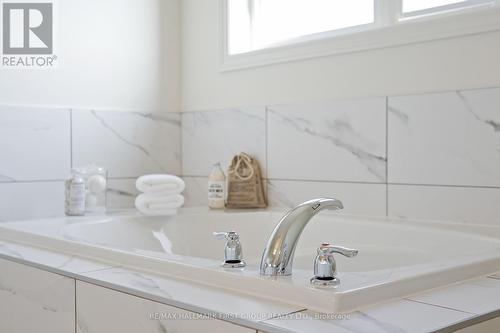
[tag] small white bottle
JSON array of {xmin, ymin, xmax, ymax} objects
[
  {"xmin": 208, "ymin": 163, "xmax": 226, "ymax": 209},
  {"xmin": 65, "ymin": 175, "xmax": 86, "ymax": 216}
]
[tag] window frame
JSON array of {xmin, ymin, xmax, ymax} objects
[
  {"xmin": 401, "ymin": 0, "xmax": 493, "ymax": 18},
  {"xmin": 220, "ymin": 0, "xmax": 500, "ymax": 72}
]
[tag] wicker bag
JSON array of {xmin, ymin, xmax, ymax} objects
[{"xmin": 226, "ymin": 153, "xmax": 267, "ymax": 208}]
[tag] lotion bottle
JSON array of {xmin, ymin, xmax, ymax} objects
[
  {"xmin": 208, "ymin": 163, "xmax": 226, "ymax": 209},
  {"xmin": 65, "ymin": 174, "xmax": 86, "ymax": 216}
]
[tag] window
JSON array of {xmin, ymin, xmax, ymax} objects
[
  {"xmin": 402, "ymin": 0, "xmax": 493, "ymax": 17},
  {"xmin": 229, "ymin": 0, "xmax": 375, "ymax": 55},
  {"xmin": 222, "ymin": 0, "xmax": 500, "ymax": 70}
]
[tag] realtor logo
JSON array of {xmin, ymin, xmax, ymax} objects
[{"xmin": 2, "ymin": 1, "xmax": 56, "ymax": 68}]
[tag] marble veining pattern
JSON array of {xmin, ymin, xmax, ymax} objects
[
  {"xmin": 0, "ymin": 257, "xmax": 76, "ymax": 333},
  {"xmin": 179, "ymin": 89, "xmax": 500, "ymax": 226},
  {"xmin": 0, "ymin": 237, "xmax": 498, "ymax": 333},
  {"xmin": 2, "ymin": 89, "xmax": 500, "ymax": 332},
  {"xmin": 89, "ymin": 110, "xmax": 167, "ymax": 170},
  {"xmin": 407, "ymin": 276, "xmax": 500, "ymax": 316},
  {"xmin": 388, "ymin": 184, "xmax": 500, "ymax": 224},
  {"xmin": 0, "ymin": 106, "xmax": 183, "ymax": 220},
  {"xmin": 457, "ymin": 91, "xmax": 500, "ymax": 133},
  {"xmin": 76, "ymin": 281, "xmax": 255, "ymax": 333},
  {"xmin": 388, "ymin": 89, "xmax": 500, "ymax": 187},
  {"xmin": 182, "ymin": 107, "xmax": 267, "ymax": 177},
  {"xmin": 267, "ymin": 98, "xmax": 387, "ymax": 183},
  {"xmin": 263, "ymin": 299, "xmax": 472, "ymax": 333},
  {"xmin": 267, "ymin": 179, "xmax": 386, "ymax": 217},
  {"xmin": 72, "ymin": 109, "xmax": 181, "ymax": 178},
  {"xmin": 80, "ymin": 266, "xmax": 304, "ymax": 322},
  {"xmin": 0, "ymin": 240, "xmax": 116, "ymax": 275},
  {"xmin": 3, "ymin": 87, "xmax": 500, "ymax": 225},
  {"xmin": 0, "ymin": 174, "xmax": 16, "ymax": 182}
]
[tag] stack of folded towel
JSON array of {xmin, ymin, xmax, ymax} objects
[{"xmin": 135, "ymin": 175, "xmax": 185, "ymax": 216}]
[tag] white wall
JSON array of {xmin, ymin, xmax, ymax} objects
[
  {"xmin": 181, "ymin": 0, "xmax": 500, "ymax": 111},
  {"xmin": 0, "ymin": 0, "xmax": 180, "ymax": 112}
]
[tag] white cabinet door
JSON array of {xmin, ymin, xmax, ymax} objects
[
  {"xmin": 76, "ymin": 281, "xmax": 256, "ymax": 333},
  {"xmin": 0, "ymin": 258, "xmax": 75, "ymax": 333}
]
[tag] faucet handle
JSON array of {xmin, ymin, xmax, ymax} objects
[
  {"xmin": 212, "ymin": 231, "xmax": 246, "ymax": 268},
  {"xmin": 310, "ymin": 243, "xmax": 358, "ymax": 288},
  {"xmin": 318, "ymin": 243, "xmax": 358, "ymax": 258},
  {"xmin": 213, "ymin": 231, "xmax": 239, "ymax": 241}
]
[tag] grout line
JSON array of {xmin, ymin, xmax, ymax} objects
[
  {"xmin": 0, "ymin": 179, "xmax": 66, "ymax": 184},
  {"xmin": 388, "ymin": 182, "xmax": 500, "ymax": 189},
  {"xmin": 182, "ymin": 176, "xmax": 382, "ymax": 184},
  {"xmin": 2, "ymin": 177, "xmax": 500, "ymax": 190},
  {"xmin": 180, "ymin": 86, "xmax": 500, "ymax": 114},
  {"xmin": 265, "ymin": 107, "xmax": 269, "ymax": 199},
  {"xmin": 69, "ymin": 109, "xmax": 73, "ymax": 170},
  {"xmin": 404, "ymin": 298, "xmax": 475, "ymax": 315},
  {"xmin": 181, "ymin": 177, "xmax": 500, "ymax": 190},
  {"xmin": 74, "ymin": 279, "xmax": 77, "ymax": 333},
  {"xmin": 385, "ymin": 96, "xmax": 389, "ymax": 217},
  {"xmin": 179, "ymin": 112, "xmax": 184, "ymax": 177},
  {"xmin": 433, "ymin": 308, "xmax": 500, "ymax": 333},
  {"xmin": 270, "ymin": 178, "xmax": 384, "ymax": 185}
]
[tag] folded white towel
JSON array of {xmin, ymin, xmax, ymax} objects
[
  {"xmin": 136, "ymin": 174, "xmax": 185, "ymax": 195},
  {"xmin": 135, "ymin": 194, "xmax": 185, "ymax": 216}
]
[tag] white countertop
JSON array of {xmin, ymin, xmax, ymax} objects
[{"xmin": 0, "ymin": 210, "xmax": 500, "ymax": 332}]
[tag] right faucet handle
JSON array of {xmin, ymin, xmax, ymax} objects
[
  {"xmin": 310, "ymin": 243, "xmax": 358, "ymax": 288},
  {"xmin": 318, "ymin": 243, "xmax": 358, "ymax": 258}
]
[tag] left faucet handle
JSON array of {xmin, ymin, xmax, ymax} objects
[
  {"xmin": 212, "ymin": 231, "xmax": 239, "ymax": 241},
  {"xmin": 212, "ymin": 231, "xmax": 246, "ymax": 269},
  {"xmin": 213, "ymin": 231, "xmax": 229, "ymax": 240}
]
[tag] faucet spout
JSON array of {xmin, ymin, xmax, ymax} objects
[{"xmin": 260, "ymin": 198, "xmax": 343, "ymax": 276}]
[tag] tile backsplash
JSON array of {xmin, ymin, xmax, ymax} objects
[
  {"xmin": 182, "ymin": 87, "xmax": 500, "ymax": 226},
  {"xmin": 388, "ymin": 90, "xmax": 500, "ymax": 187},
  {"xmin": 267, "ymin": 97, "xmax": 387, "ymax": 183},
  {"xmin": 72, "ymin": 110, "xmax": 181, "ymax": 178},
  {"xmin": 182, "ymin": 107, "xmax": 267, "ymax": 177},
  {"xmin": 1, "ymin": 87, "xmax": 499, "ymax": 225},
  {"xmin": 0, "ymin": 107, "xmax": 71, "ymax": 182},
  {"xmin": 0, "ymin": 107, "xmax": 181, "ymax": 221}
]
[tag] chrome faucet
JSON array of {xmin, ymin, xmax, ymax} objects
[
  {"xmin": 310, "ymin": 243, "xmax": 358, "ymax": 287},
  {"xmin": 213, "ymin": 231, "xmax": 246, "ymax": 268},
  {"xmin": 260, "ymin": 198, "xmax": 344, "ymax": 276}
]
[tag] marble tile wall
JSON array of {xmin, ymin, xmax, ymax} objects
[
  {"xmin": 388, "ymin": 88, "xmax": 500, "ymax": 225},
  {"xmin": 0, "ymin": 106, "xmax": 181, "ymax": 221},
  {"xmin": 182, "ymin": 87, "xmax": 500, "ymax": 226},
  {"xmin": 1, "ymin": 87, "xmax": 499, "ymax": 225},
  {"xmin": 181, "ymin": 107, "xmax": 267, "ymax": 207}
]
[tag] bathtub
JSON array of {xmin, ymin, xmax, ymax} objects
[{"xmin": 1, "ymin": 208, "xmax": 500, "ymax": 313}]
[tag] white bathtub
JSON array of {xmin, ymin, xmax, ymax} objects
[{"xmin": 1, "ymin": 208, "xmax": 500, "ymax": 313}]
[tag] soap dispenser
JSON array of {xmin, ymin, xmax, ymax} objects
[
  {"xmin": 208, "ymin": 163, "xmax": 226, "ymax": 209},
  {"xmin": 65, "ymin": 172, "xmax": 86, "ymax": 216}
]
